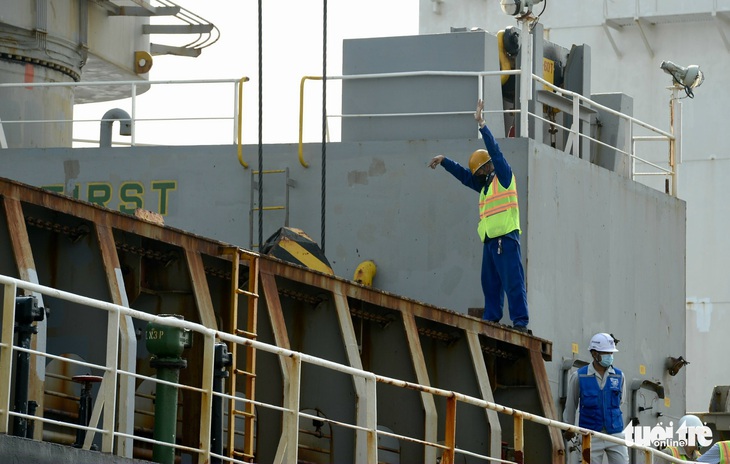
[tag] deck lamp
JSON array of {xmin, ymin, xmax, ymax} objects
[{"xmin": 660, "ymin": 60, "xmax": 704, "ymax": 98}]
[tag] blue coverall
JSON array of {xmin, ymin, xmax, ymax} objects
[{"xmin": 439, "ymin": 124, "xmax": 529, "ymax": 328}]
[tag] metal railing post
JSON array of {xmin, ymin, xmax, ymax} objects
[
  {"xmin": 442, "ymin": 396, "xmax": 457, "ymax": 464},
  {"xmin": 365, "ymin": 374, "xmax": 378, "ymax": 463},
  {"xmin": 198, "ymin": 335, "xmax": 217, "ymax": 464},
  {"xmin": 299, "ymin": 76, "xmax": 320, "ymax": 168},
  {"xmin": 237, "ymin": 77, "xmax": 250, "ymax": 168},
  {"xmin": 514, "ymin": 414, "xmax": 524, "ymax": 464},
  {"xmin": 131, "ymin": 83, "xmax": 137, "ymax": 147},
  {"xmin": 519, "ymin": 20, "xmax": 532, "ymax": 138},
  {"xmin": 283, "ymin": 354, "xmax": 302, "ymax": 463},
  {"xmin": 572, "ymin": 94, "xmax": 581, "ymax": 159},
  {"xmin": 582, "ymin": 433, "xmax": 592, "ymax": 464},
  {"xmin": 670, "ymin": 87, "xmax": 680, "ymax": 197}
]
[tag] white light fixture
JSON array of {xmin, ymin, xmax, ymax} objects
[
  {"xmin": 660, "ymin": 60, "xmax": 704, "ymax": 97},
  {"xmin": 500, "ymin": 0, "xmax": 544, "ymax": 17}
]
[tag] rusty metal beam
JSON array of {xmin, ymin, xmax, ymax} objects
[
  {"xmin": 401, "ymin": 311, "xmax": 438, "ymax": 464},
  {"xmin": 260, "ymin": 271, "xmax": 291, "ymax": 351},
  {"xmin": 96, "ymin": 224, "xmax": 136, "ymax": 456},
  {"xmin": 260, "ymin": 270, "xmax": 294, "ymax": 464},
  {"xmin": 2, "ymin": 196, "xmax": 46, "ymax": 440},
  {"xmin": 529, "ymin": 349, "xmax": 566, "ymax": 463},
  {"xmin": 258, "ymin": 259, "xmax": 551, "ymax": 360},
  {"xmin": 331, "ymin": 290, "xmax": 370, "ymax": 463},
  {"xmin": 0, "ymin": 179, "xmax": 223, "ymax": 256},
  {"xmin": 184, "ymin": 249, "xmax": 218, "ymax": 330},
  {"xmin": 466, "ymin": 331, "xmax": 502, "ymax": 459}
]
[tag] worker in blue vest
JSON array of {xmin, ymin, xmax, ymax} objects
[
  {"xmin": 563, "ymin": 333, "xmax": 628, "ymax": 463},
  {"xmin": 428, "ymin": 99, "xmax": 529, "ymax": 333}
]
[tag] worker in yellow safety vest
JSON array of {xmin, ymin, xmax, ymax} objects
[
  {"xmin": 428, "ymin": 99, "xmax": 529, "ymax": 333},
  {"xmin": 659, "ymin": 414, "xmax": 703, "ymax": 461},
  {"xmin": 698, "ymin": 440, "xmax": 730, "ymax": 463}
]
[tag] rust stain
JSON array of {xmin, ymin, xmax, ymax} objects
[{"xmin": 582, "ymin": 448, "xmax": 591, "ymax": 464}]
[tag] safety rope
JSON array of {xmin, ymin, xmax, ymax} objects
[
  {"xmin": 257, "ymin": 0, "xmax": 264, "ymax": 249},
  {"xmin": 320, "ymin": 0, "xmax": 327, "ymax": 253}
]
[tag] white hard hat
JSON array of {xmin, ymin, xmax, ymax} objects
[
  {"xmin": 678, "ymin": 414, "xmax": 703, "ymax": 430},
  {"xmin": 589, "ymin": 333, "xmax": 619, "ymax": 353}
]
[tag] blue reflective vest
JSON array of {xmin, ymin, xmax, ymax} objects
[{"xmin": 577, "ymin": 365, "xmax": 624, "ymax": 434}]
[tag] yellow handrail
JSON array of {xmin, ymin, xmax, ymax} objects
[
  {"xmin": 298, "ymin": 76, "xmax": 322, "ymax": 168},
  {"xmin": 237, "ymin": 76, "xmax": 250, "ymax": 168}
]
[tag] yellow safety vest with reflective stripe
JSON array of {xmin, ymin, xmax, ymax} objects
[
  {"xmin": 720, "ymin": 441, "xmax": 730, "ymax": 462},
  {"xmin": 666, "ymin": 446, "xmax": 699, "ymax": 460},
  {"xmin": 477, "ymin": 174, "xmax": 520, "ymax": 241}
]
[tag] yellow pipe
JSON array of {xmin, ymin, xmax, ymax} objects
[
  {"xmin": 353, "ymin": 260, "xmax": 377, "ymax": 287},
  {"xmin": 299, "ymin": 76, "xmax": 322, "ymax": 168},
  {"xmin": 237, "ymin": 76, "xmax": 250, "ymax": 168},
  {"xmin": 497, "ymin": 31, "xmax": 512, "ymax": 86}
]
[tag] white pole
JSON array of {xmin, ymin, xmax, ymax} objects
[{"xmin": 519, "ymin": 20, "xmax": 533, "ymax": 137}]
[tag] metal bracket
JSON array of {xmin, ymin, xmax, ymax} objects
[
  {"xmin": 601, "ymin": 23, "xmax": 623, "ymax": 58},
  {"xmin": 715, "ymin": 11, "xmax": 730, "ymax": 52},
  {"xmin": 634, "ymin": 18, "xmax": 655, "ymax": 57}
]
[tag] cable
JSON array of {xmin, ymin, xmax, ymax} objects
[
  {"xmin": 671, "ymin": 76, "xmax": 694, "ymax": 99},
  {"xmin": 536, "ymin": 0, "xmax": 547, "ymax": 20},
  {"xmin": 529, "ymin": 0, "xmax": 547, "ymax": 31},
  {"xmin": 321, "ymin": 0, "xmax": 328, "ymax": 253},
  {"xmin": 258, "ymin": 0, "xmax": 264, "ymax": 248}
]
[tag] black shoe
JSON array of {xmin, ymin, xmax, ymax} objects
[{"xmin": 512, "ymin": 325, "xmax": 529, "ymax": 333}]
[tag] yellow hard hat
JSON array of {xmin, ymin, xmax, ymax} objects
[{"xmin": 469, "ymin": 149, "xmax": 491, "ymax": 174}]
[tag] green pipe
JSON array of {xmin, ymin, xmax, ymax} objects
[
  {"xmin": 152, "ymin": 362, "xmax": 181, "ymax": 464},
  {"xmin": 146, "ymin": 316, "xmax": 190, "ymax": 464}
]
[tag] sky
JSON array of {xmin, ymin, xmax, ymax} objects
[{"xmin": 76, "ymin": 0, "xmax": 419, "ymax": 147}]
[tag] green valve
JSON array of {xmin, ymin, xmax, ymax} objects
[
  {"xmin": 146, "ymin": 314, "xmax": 190, "ymax": 358},
  {"xmin": 145, "ymin": 315, "xmax": 190, "ymax": 464}
]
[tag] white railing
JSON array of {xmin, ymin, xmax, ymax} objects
[
  {"xmin": 0, "ymin": 63, "xmax": 677, "ymax": 194},
  {"xmin": 0, "ymin": 274, "xmax": 692, "ymax": 463},
  {"xmin": 298, "ymin": 69, "xmax": 677, "ymax": 195},
  {"xmin": 0, "ymin": 77, "xmax": 247, "ymax": 147}
]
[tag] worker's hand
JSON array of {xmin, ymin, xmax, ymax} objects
[
  {"xmin": 474, "ymin": 99, "xmax": 485, "ymax": 125},
  {"xmin": 428, "ymin": 155, "xmax": 444, "ymax": 169},
  {"xmin": 563, "ymin": 430, "xmax": 575, "ymax": 441}
]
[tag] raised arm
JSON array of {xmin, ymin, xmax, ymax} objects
[{"xmin": 475, "ymin": 99, "xmax": 512, "ymax": 187}]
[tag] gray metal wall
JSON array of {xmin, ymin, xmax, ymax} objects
[{"xmin": 341, "ymin": 31, "xmax": 506, "ymax": 141}]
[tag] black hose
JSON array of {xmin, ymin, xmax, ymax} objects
[
  {"xmin": 321, "ymin": 0, "xmax": 328, "ymax": 253},
  {"xmin": 258, "ymin": 0, "xmax": 264, "ymax": 248}
]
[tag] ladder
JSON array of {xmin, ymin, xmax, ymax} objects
[
  {"xmin": 220, "ymin": 246, "xmax": 260, "ymax": 462},
  {"xmin": 249, "ymin": 168, "xmax": 296, "ymax": 249}
]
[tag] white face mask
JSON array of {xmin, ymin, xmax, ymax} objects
[{"xmin": 598, "ymin": 354, "xmax": 614, "ymax": 368}]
